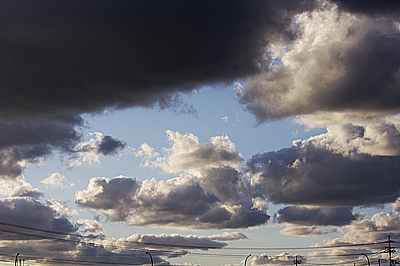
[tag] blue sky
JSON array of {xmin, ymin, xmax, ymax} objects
[
  {"xmin": 21, "ymin": 86, "xmax": 329, "ymax": 265},
  {"xmin": 23, "ymin": 86, "xmax": 337, "ymax": 266},
  {"xmin": 1, "ymin": 0, "xmax": 400, "ymax": 265}
]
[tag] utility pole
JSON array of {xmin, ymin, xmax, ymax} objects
[
  {"xmin": 383, "ymin": 236, "xmax": 396, "ymax": 266},
  {"xmin": 294, "ymin": 256, "xmax": 301, "ymax": 266}
]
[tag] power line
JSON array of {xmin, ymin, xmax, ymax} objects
[
  {"xmin": 222, "ymin": 241, "xmax": 387, "ymax": 251},
  {"xmin": 1, "ymin": 218, "xmax": 398, "ymax": 266},
  {"xmin": 0, "ymin": 221, "xmax": 80, "ymax": 237},
  {"xmin": 34, "ymin": 257, "xmax": 143, "ymax": 266},
  {"xmin": 0, "ymin": 214, "xmax": 394, "ymax": 252},
  {"xmin": 0, "ymin": 221, "xmax": 390, "ymax": 253}
]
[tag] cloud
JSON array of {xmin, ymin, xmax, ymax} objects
[
  {"xmin": 0, "ymin": 0, "xmax": 318, "ymax": 121},
  {"xmin": 0, "ymin": 180, "xmax": 43, "ymax": 199},
  {"xmin": 0, "ymin": 200, "xmax": 229, "ymax": 265},
  {"xmin": 304, "ymin": 118, "xmax": 400, "ymax": 157},
  {"xmin": 76, "ymin": 219, "xmax": 104, "ymax": 233},
  {"xmin": 75, "ymin": 176, "xmax": 141, "ymax": 219},
  {"xmin": 0, "ymin": 197, "xmax": 78, "ymax": 241},
  {"xmin": 274, "ymin": 205, "xmax": 357, "ymax": 237},
  {"xmin": 123, "ymin": 233, "xmax": 227, "ymax": 250},
  {"xmin": 41, "ymin": 173, "xmax": 75, "ymax": 189},
  {"xmin": 207, "ymin": 232, "xmax": 248, "ymax": 241},
  {"xmin": 0, "ymin": 196, "xmax": 228, "ymax": 265},
  {"xmin": 0, "ymin": 117, "xmax": 82, "ymax": 149},
  {"xmin": 141, "ymin": 130, "xmax": 244, "ymax": 175},
  {"xmin": 10, "ymin": 186, "xmax": 44, "ymax": 199},
  {"xmin": 139, "ymin": 131, "xmax": 253, "ymax": 202},
  {"xmin": 324, "ymin": 211, "xmax": 400, "ymax": 245},
  {"xmin": 251, "ymin": 253, "xmax": 306, "ymax": 266},
  {"xmin": 68, "ymin": 132, "xmax": 128, "ymax": 167},
  {"xmin": 275, "ymin": 206, "xmax": 359, "ymax": 226},
  {"xmin": 306, "ymin": 211, "xmax": 400, "ymax": 261},
  {"xmin": 237, "ymin": 2, "xmax": 400, "ymax": 123},
  {"xmin": 331, "ymin": 0, "xmax": 400, "ymax": 15},
  {"xmin": 0, "ymin": 116, "xmax": 83, "ymax": 181},
  {"xmin": 247, "ymin": 127, "xmax": 400, "ymax": 207},
  {"xmin": 0, "ymin": 235, "xmax": 171, "ymax": 266},
  {"xmin": 97, "ymin": 135, "xmax": 127, "ymax": 156},
  {"xmin": 0, "ymin": 0, "xmax": 321, "ymax": 186},
  {"xmin": 75, "ymin": 131, "xmax": 269, "ymax": 229},
  {"xmin": 46, "ymin": 199, "xmax": 80, "ymax": 218},
  {"xmin": 279, "ymin": 226, "xmax": 323, "ymax": 237},
  {"xmin": 76, "ymin": 175, "xmax": 269, "ymax": 229}
]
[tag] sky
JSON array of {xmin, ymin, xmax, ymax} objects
[{"xmin": 0, "ymin": 0, "xmax": 400, "ymax": 265}]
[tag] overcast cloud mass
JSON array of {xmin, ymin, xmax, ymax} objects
[{"xmin": 0, "ymin": 0, "xmax": 400, "ymax": 265}]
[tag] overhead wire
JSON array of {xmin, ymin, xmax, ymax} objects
[
  {"xmin": 0, "ymin": 216, "xmax": 396, "ymax": 265},
  {"xmin": 0, "ymin": 221, "xmax": 392, "ymax": 252},
  {"xmin": 0, "ymin": 214, "xmax": 393, "ymax": 251},
  {"xmin": 222, "ymin": 241, "xmax": 387, "ymax": 250}
]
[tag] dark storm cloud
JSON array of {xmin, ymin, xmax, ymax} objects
[
  {"xmin": 331, "ymin": 0, "xmax": 400, "ymax": 15},
  {"xmin": 0, "ymin": 0, "xmax": 316, "ymax": 120},
  {"xmin": 275, "ymin": 206, "xmax": 359, "ymax": 226},
  {"xmin": 0, "ymin": 116, "xmax": 82, "ymax": 150},
  {"xmin": 247, "ymin": 142, "xmax": 400, "ymax": 207}
]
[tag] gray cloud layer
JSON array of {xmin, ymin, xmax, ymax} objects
[
  {"xmin": 331, "ymin": 0, "xmax": 400, "ymax": 15},
  {"xmin": 275, "ymin": 206, "xmax": 359, "ymax": 226},
  {"xmin": 245, "ymin": 115, "xmax": 400, "ymax": 212},
  {"xmin": 247, "ymin": 141, "xmax": 400, "ymax": 207}
]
